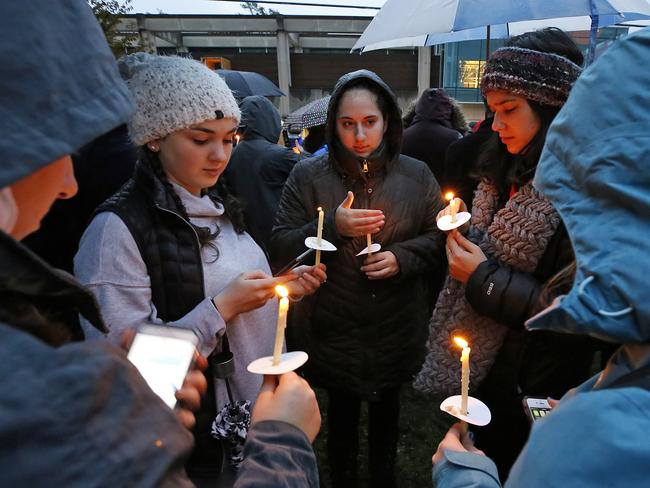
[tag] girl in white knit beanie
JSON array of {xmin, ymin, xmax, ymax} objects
[{"xmin": 74, "ymin": 53, "xmax": 326, "ymax": 485}]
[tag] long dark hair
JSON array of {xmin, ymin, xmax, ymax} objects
[
  {"xmin": 474, "ymin": 28, "xmax": 583, "ymax": 195},
  {"xmin": 141, "ymin": 147, "xmax": 246, "ymax": 259}
]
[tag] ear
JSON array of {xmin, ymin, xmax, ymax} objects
[
  {"xmin": 383, "ymin": 119, "xmax": 388, "ymax": 135},
  {"xmin": 147, "ymin": 138, "xmax": 163, "ymax": 152}
]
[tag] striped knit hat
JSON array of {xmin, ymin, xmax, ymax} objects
[{"xmin": 481, "ymin": 46, "xmax": 582, "ymax": 107}]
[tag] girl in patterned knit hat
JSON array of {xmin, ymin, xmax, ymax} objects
[
  {"xmin": 415, "ymin": 28, "xmax": 598, "ymax": 481},
  {"xmin": 74, "ymin": 53, "xmax": 326, "ymax": 486}
]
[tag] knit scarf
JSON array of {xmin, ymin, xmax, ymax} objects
[{"xmin": 413, "ymin": 179, "xmax": 561, "ymax": 395}]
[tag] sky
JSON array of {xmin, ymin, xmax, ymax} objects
[{"xmin": 130, "ymin": 0, "xmax": 385, "ymax": 16}]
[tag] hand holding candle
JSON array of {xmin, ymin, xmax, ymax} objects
[
  {"xmin": 272, "ymin": 285, "xmax": 290, "ymax": 366},
  {"xmin": 315, "ymin": 207, "xmax": 324, "ymax": 266}
]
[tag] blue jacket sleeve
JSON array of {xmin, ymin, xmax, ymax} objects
[
  {"xmin": 235, "ymin": 421, "xmax": 319, "ymax": 488},
  {"xmin": 433, "ymin": 450, "xmax": 501, "ymax": 488}
]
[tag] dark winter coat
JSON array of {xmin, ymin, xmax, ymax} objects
[
  {"xmin": 224, "ymin": 96, "xmax": 302, "ymax": 250},
  {"xmin": 402, "ymin": 88, "xmax": 462, "ymax": 183},
  {"xmin": 269, "ymin": 70, "xmax": 447, "ymax": 399},
  {"xmin": 0, "ymin": 231, "xmax": 194, "ymax": 486},
  {"xmin": 96, "ymin": 161, "xmax": 223, "ymax": 478}
]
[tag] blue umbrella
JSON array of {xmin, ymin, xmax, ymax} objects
[
  {"xmin": 354, "ymin": 0, "xmax": 650, "ymax": 64},
  {"xmin": 216, "ymin": 69, "xmax": 284, "ymax": 98}
]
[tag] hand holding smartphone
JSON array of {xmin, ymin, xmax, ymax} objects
[
  {"xmin": 523, "ymin": 397, "xmax": 552, "ymax": 423},
  {"xmin": 127, "ymin": 325, "xmax": 199, "ymax": 409}
]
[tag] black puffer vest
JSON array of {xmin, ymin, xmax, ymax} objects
[{"xmin": 96, "ymin": 162, "xmax": 223, "ymax": 478}]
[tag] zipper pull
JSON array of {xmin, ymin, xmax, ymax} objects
[{"xmin": 362, "ymin": 160, "xmax": 369, "ymax": 173}]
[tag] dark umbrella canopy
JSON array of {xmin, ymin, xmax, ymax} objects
[
  {"xmin": 284, "ymin": 95, "xmax": 331, "ymax": 131},
  {"xmin": 216, "ymin": 69, "xmax": 284, "ymax": 97}
]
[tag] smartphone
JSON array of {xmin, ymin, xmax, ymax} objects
[
  {"xmin": 273, "ymin": 248, "xmax": 315, "ymax": 277},
  {"xmin": 127, "ymin": 325, "xmax": 199, "ymax": 409},
  {"xmin": 523, "ymin": 397, "xmax": 552, "ymax": 423}
]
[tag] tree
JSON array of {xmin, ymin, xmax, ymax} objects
[
  {"xmin": 88, "ymin": 0, "xmax": 141, "ymax": 56},
  {"xmin": 240, "ymin": 1, "xmax": 279, "ymax": 15}
]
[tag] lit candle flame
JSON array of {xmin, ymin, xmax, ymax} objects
[
  {"xmin": 275, "ymin": 285, "xmax": 289, "ymax": 298},
  {"xmin": 454, "ymin": 336, "xmax": 468, "ymax": 349},
  {"xmin": 317, "ymin": 206, "xmax": 323, "ymax": 212},
  {"xmin": 445, "ymin": 192, "xmax": 455, "ymax": 202}
]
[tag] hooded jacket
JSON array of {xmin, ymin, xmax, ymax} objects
[
  {"xmin": 433, "ymin": 28, "xmax": 650, "ymax": 488},
  {"xmin": 269, "ymin": 70, "xmax": 446, "ymax": 398},
  {"xmin": 224, "ymin": 95, "xmax": 302, "ymax": 250},
  {"xmin": 402, "ymin": 88, "xmax": 463, "ymax": 182},
  {"xmin": 0, "ymin": 1, "xmax": 193, "ymax": 485}
]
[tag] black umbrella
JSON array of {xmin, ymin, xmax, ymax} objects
[
  {"xmin": 216, "ymin": 69, "xmax": 284, "ymax": 98},
  {"xmin": 284, "ymin": 95, "xmax": 331, "ymax": 131}
]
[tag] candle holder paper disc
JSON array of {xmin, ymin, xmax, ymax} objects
[
  {"xmin": 437, "ymin": 212, "xmax": 471, "ymax": 231},
  {"xmin": 440, "ymin": 395, "xmax": 491, "ymax": 426},
  {"xmin": 356, "ymin": 243, "xmax": 382, "ymax": 256},
  {"xmin": 305, "ymin": 236, "xmax": 337, "ymax": 251},
  {"xmin": 247, "ymin": 351, "xmax": 309, "ymax": 375}
]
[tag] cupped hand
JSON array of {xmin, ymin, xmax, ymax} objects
[
  {"xmin": 432, "ymin": 423, "xmax": 485, "ymax": 465},
  {"xmin": 213, "ymin": 270, "xmax": 296, "ymax": 322},
  {"xmin": 283, "ymin": 263, "xmax": 327, "ymax": 298},
  {"xmin": 174, "ymin": 353, "xmax": 208, "ymax": 429},
  {"xmin": 335, "ymin": 191, "xmax": 384, "ymax": 238},
  {"xmin": 252, "ymin": 372, "xmax": 321, "ymax": 442},
  {"xmin": 360, "ymin": 251, "xmax": 400, "ymax": 280},
  {"xmin": 446, "ymin": 231, "xmax": 487, "ymax": 284}
]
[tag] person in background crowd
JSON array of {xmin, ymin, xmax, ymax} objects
[
  {"xmin": 432, "ymin": 26, "xmax": 650, "ymax": 488},
  {"xmin": 224, "ymin": 95, "xmax": 303, "ymax": 251},
  {"xmin": 270, "ymin": 69, "xmax": 446, "ymax": 488},
  {"xmin": 415, "ymin": 28, "xmax": 597, "ymax": 481},
  {"xmin": 402, "ymin": 88, "xmax": 466, "ymax": 184},
  {"xmin": 74, "ymin": 53, "xmax": 326, "ymax": 486}
]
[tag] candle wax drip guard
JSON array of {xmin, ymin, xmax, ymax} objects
[
  {"xmin": 356, "ymin": 242, "xmax": 381, "ymax": 256},
  {"xmin": 437, "ymin": 211, "xmax": 471, "ymax": 231},
  {"xmin": 305, "ymin": 236, "xmax": 337, "ymax": 251},
  {"xmin": 440, "ymin": 395, "xmax": 491, "ymax": 426},
  {"xmin": 247, "ymin": 351, "xmax": 309, "ymax": 375}
]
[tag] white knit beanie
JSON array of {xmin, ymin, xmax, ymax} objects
[{"xmin": 118, "ymin": 53, "xmax": 241, "ymax": 145}]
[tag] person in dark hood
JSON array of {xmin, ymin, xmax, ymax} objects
[
  {"xmin": 0, "ymin": 1, "xmax": 206, "ymax": 485},
  {"xmin": 224, "ymin": 95, "xmax": 303, "ymax": 250},
  {"xmin": 402, "ymin": 88, "xmax": 464, "ymax": 183},
  {"xmin": 270, "ymin": 70, "xmax": 447, "ymax": 487}
]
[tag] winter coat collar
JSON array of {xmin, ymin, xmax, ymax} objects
[{"xmin": 330, "ymin": 140, "xmax": 389, "ymax": 182}]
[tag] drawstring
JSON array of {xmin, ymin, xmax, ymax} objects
[{"xmin": 577, "ymin": 275, "xmax": 634, "ymax": 317}]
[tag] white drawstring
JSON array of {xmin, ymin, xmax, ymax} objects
[{"xmin": 577, "ymin": 275, "xmax": 634, "ymax": 317}]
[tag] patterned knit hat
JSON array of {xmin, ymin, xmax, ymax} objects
[
  {"xmin": 118, "ymin": 53, "xmax": 241, "ymax": 145},
  {"xmin": 481, "ymin": 47, "xmax": 582, "ymax": 107}
]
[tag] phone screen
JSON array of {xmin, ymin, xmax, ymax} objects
[
  {"xmin": 127, "ymin": 330, "xmax": 197, "ymax": 409},
  {"xmin": 529, "ymin": 406, "xmax": 551, "ymax": 421},
  {"xmin": 524, "ymin": 397, "xmax": 552, "ymax": 423}
]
